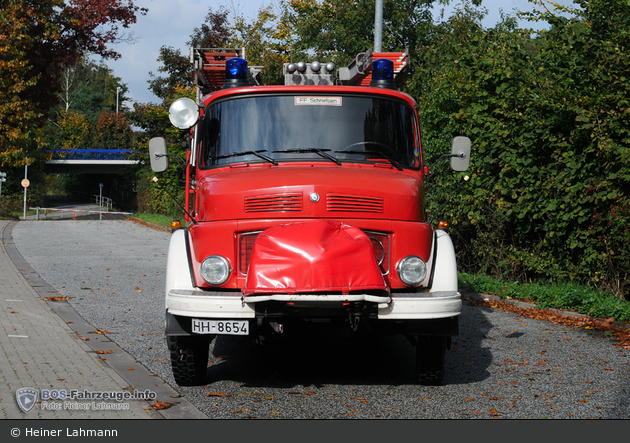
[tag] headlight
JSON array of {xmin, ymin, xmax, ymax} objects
[
  {"xmin": 200, "ymin": 255, "xmax": 231, "ymax": 285},
  {"xmin": 397, "ymin": 256, "xmax": 427, "ymax": 286},
  {"xmin": 169, "ymin": 97, "xmax": 199, "ymax": 129}
]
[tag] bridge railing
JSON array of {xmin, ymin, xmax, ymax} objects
[{"xmin": 43, "ymin": 149, "xmax": 134, "ymax": 161}]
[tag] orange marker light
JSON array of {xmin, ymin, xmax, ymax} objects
[
  {"xmin": 171, "ymin": 220, "xmax": 182, "ymax": 231},
  {"xmin": 437, "ymin": 221, "xmax": 449, "ymax": 230}
]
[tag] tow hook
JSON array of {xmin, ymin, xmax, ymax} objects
[{"xmin": 348, "ymin": 302, "xmax": 365, "ymax": 332}]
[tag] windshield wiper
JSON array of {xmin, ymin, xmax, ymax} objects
[
  {"xmin": 335, "ymin": 150, "xmax": 403, "ymax": 171},
  {"xmin": 272, "ymin": 148, "xmax": 341, "ymax": 165},
  {"xmin": 214, "ymin": 150, "xmax": 278, "ymax": 165}
]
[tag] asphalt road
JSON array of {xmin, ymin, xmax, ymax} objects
[{"xmin": 11, "ymin": 220, "xmax": 630, "ymax": 419}]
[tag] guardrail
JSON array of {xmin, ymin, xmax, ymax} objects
[
  {"xmin": 43, "ymin": 149, "xmax": 134, "ymax": 161},
  {"xmin": 29, "ymin": 207, "xmax": 134, "ymax": 220},
  {"xmin": 93, "ymin": 195, "xmax": 113, "ymax": 211}
]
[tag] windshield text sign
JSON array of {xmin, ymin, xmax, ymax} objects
[{"xmin": 295, "ymin": 96, "xmax": 342, "ymax": 106}]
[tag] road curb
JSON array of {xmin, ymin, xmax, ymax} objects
[
  {"xmin": 128, "ymin": 217, "xmax": 172, "ymax": 232},
  {"xmin": 3, "ymin": 221, "xmax": 208, "ymax": 420},
  {"xmin": 461, "ymin": 289, "xmax": 630, "ymax": 331}
]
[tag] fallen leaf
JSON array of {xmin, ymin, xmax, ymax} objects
[
  {"xmin": 207, "ymin": 392, "xmax": 230, "ymax": 397},
  {"xmin": 152, "ymin": 400, "xmax": 174, "ymax": 410},
  {"xmin": 42, "ymin": 296, "xmax": 71, "ymax": 301}
]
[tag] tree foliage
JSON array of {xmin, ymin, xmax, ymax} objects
[
  {"xmin": 280, "ymin": 0, "xmax": 442, "ymax": 66},
  {"xmin": 412, "ymin": 0, "xmax": 630, "ymax": 298},
  {"xmin": 56, "ymin": 58, "xmax": 129, "ymax": 121},
  {"xmin": 147, "ymin": 7, "xmax": 233, "ymax": 102},
  {"xmin": 0, "ymin": 0, "xmax": 146, "ymax": 167}
]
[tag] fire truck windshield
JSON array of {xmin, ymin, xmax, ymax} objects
[{"xmin": 198, "ymin": 94, "xmax": 418, "ymax": 168}]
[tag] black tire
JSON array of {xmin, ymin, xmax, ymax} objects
[
  {"xmin": 415, "ymin": 335, "xmax": 446, "ymax": 386},
  {"xmin": 168, "ymin": 335, "xmax": 212, "ymax": 386}
]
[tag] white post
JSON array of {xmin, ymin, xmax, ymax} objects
[{"xmin": 99, "ymin": 183, "xmax": 103, "ymax": 220}]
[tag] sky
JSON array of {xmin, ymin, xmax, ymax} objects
[{"xmin": 102, "ymin": 0, "xmax": 577, "ymax": 106}]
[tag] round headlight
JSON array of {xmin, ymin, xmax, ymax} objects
[
  {"xmin": 168, "ymin": 97, "xmax": 199, "ymax": 130},
  {"xmin": 200, "ymin": 255, "xmax": 231, "ymax": 285},
  {"xmin": 397, "ymin": 255, "xmax": 427, "ymax": 286}
]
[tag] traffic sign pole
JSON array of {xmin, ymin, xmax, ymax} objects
[
  {"xmin": 23, "ymin": 161, "xmax": 28, "ymax": 220},
  {"xmin": 0, "ymin": 172, "xmax": 5, "ymax": 205}
]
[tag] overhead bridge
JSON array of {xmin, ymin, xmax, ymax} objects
[{"xmin": 43, "ymin": 149, "xmax": 140, "ymax": 174}]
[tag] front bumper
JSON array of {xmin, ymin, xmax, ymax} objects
[{"xmin": 166, "ymin": 289, "xmax": 461, "ymax": 320}]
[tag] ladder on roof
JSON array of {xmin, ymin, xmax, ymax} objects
[
  {"xmin": 338, "ymin": 49, "xmax": 410, "ymax": 87},
  {"xmin": 190, "ymin": 47, "xmax": 263, "ymax": 101}
]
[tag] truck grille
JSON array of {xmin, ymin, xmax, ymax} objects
[
  {"xmin": 244, "ymin": 193, "xmax": 303, "ymax": 213},
  {"xmin": 326, "ymin": 194, "xmax": 384, "ymax": 213},
  {"xmin": 238, "ymin": 230, "xmax": 389, "ymax": 276}
]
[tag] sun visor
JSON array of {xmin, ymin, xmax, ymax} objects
[{"xmin": 243, "ymin": 220, "xmax": 388, "ymax": 294}]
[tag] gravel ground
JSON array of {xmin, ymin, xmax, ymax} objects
[{"xmin": 12, "ymin": 220, "xmax": 630, "ymax": 419}]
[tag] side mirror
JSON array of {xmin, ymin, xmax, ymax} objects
[
  {"xmin": 149, "ymin": 137, "xmax": 169, "ymax": 173},
  {"xmin": 450, "ymin": 136, "xmax": 471, "ymax": 172}
]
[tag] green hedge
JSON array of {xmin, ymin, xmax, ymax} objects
[{"xmin": 411, "ymin": 2, "xmax": 630, "ymax": 299}]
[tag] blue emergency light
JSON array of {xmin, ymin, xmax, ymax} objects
[
  {"xmin": 223, "ymin": 58, "xmax": 249, "ymax": 88},
  {"xmin": 370, "ymin": 58, "xmax": 396, "ymax": 89}
]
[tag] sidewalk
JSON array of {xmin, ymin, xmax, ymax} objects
[{"xmin": 0, "ymin": 220, "xmax": 206, "ymax": 419}]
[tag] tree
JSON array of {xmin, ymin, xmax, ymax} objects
[
  {"xmin": 57, "ymin": 58, "xmax": 129, "ymax": 121},
  {"xmin": 148, "ymin": 7, "xmax": 233, "ymax": 102},
  {"xmin": 232, "ymin": 5, "xmax": 295, "ymax": 85},
  {"xmin": 47, "ymin": 110, "xmax": 91, "ymax": 151},
  {"xmin": 279, "ymin": 0, "xmax": 479, "ymax": 67},
  {"xmin": 0, "ymin": 0, "xmax": 147, "ymax": 167},
  {"xmin": 91, "ymin": 111, "xmax": 135, "ymax": 150}
]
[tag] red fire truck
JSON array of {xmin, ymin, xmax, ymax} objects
[{"xmin": 149, "ymin": 48, "xmax": 471, "ymax": 386}]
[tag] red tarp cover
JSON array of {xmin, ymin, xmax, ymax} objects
[{"xmin": 243, "ymin": 220, "xmax": 388, "ymax": 294}]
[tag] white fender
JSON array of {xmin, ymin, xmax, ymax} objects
[
  {"xmin": 429, "ymin": 229, "xmax": 459, "ymax": 293},
  {"xmin": 165, "ymin": 229, "xmax": 195, "ymax": 302}
]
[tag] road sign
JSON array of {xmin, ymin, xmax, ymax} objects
[
  {"xmin": 21, "ymin": 179, "xmax": 30, "ymax": 188},
  {"xmin": 99, "ymin": 183, "xmax": 103, "ymax": 188}
]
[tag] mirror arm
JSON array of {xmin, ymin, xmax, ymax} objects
[{"xmin": 154, "ymin": 152, "xmax": 186, "ymax": 169}]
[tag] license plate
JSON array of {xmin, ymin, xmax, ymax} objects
[{"xmin": 192, "ymin": 319, "xmax": 249, "ymax": 335}]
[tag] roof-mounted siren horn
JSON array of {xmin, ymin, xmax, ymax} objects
[
  {"xmin": 370, "ymin": 58, "xmax": 396, "ymax": 89},
  {"xmin": 223, "ymin": 58, "xmax": 249, "ymax": 89}
]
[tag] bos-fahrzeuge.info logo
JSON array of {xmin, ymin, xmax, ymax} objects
[{"xmin": 16, "ymin": 387, "xmax": 157, "ymax": 413}]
